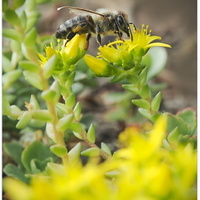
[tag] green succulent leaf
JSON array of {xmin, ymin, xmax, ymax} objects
[
  {"xmin": 30, "ymin": 95, "xmax": 40, "ymax": 110},
  {"xmin": 23, "ymin": 71, "xmax": 43, "ymax": 90},
  {"xmin": 132, "ymin": 99, "xmax": 151, "ymax": 109},
  {"xmin": 21, "ymin": 141, "xmax": 56, "ymax": 173},
  {"xmin": 81, "ymin": 148, "xmax": 100, "ymax": 157},
  {"xmin": 3, "ymin": 69, "xmax": 22, "ymax": 90},
  {"xmin": 101, "ymin": 142, "xmax": 112, "ymax": 156},
  {"xmin": 87, "ymin": 124, "xmax": 96, "ymax": 143},
  {"xmin": 65, "ymin": 93, "xmax": 76, "ymax": 109},
  {"xmin": 3, "ymin": 141, "xmax": 23, "ymax": 165},
  {"xmin": 122, "ymin": 84, "xmax": 139, "ymax": 94},
  {"xmin": 151, "ymin": 92, "xmax": 162, "ymax": 112},
  {"xmin": 167, "ymin": 113, "xmax": 190, "ymax": 136},
  {"xmin": 68, "ymin": 143, "xmax": 82, "ymax": 164},
  {"xmin": 70, "ymin": 123, "xmax": 85, "ymax": 139},
  {"xmin": 139, "ymin": 67, "xmax": 148, "ymax": 84},
  {"xmin": 138, "ymin": 108, "xmax": 152, "ymax": 121},
  {"xmin": 50, "ymin": 144, "xmax": 68, "ymax": 157},
  {"xmin": 11, "ymin": 0, "xmax": 26, "ymax": 9},
  {"xmin": 24, "ymin": 28, "xmax": 37, "ymax": 46},
  {"xmin": 2, "ymin": 95, "xmax": 11, "ymax": 115},
  {"xmin": 9, "ymin": 105, "xmax": 22, "ymax": 120},
  {"xmin": 56, "ymin": 103, "xmax": 70, "ymax": 115},
  {"xmin": 42, "ymin": 89, "xmax": 58, "ymax": 102},
  {"xmin": 177, "ymin": 109, "xmax": 196, "ymax": 129},
  {"xmin": 56, "ymin": 114, "xmax": 74, "ymax": 132},
  {"xmin": 73, "ymin": 102, "xmax": 82, "ymax": 121},
  {"xmin": 2, "ymin": 55, "xmax": 13, "ymax": 73},
  {"xmin": 139, "ymin": 84, "xmax": 151, "ymax": 99},
  {"xmin": 167, "ymin": 127, "xmax": 179, "ymax": 144},
  {"xmin": 16, "ymin": 111, "xmax": 32, "ymax": 129},
  {"xmin": 3, "ymin": 9, "xmax": 20, "ymax": 25},
  {"xmin": 3, "ymin": 164, "xmax": 29, "ymax": 183},
  {"xmin": 3, "ymin": 28, "xmax": 21, "ymax": 42},
  {"xmin": 19, "ymin": 61, "xmax": 40, "ymax": 72},
  {"xmin": 32, "ymin": 110, "xmax": 53, "ymax": 121},
  {"xmin": 43, "ymin": 55, "xmax": 59, "ymax": 79},
  {"xmin": 30, "ymin": 159, "xmax": 41, "ymax": 174}
]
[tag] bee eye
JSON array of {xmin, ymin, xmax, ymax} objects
[{"xmin": 116, "ymin": 15, "xmax": 125, "ymax": 26}]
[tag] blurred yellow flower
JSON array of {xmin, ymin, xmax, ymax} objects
[{"xmin": 3, "ymin": 117, "xmax": 196, "ymax": 200}]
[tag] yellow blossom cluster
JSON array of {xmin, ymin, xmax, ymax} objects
[
  {"xmin": 4, "ymin": 117, "xmax": 197, "ymax": 200},
  {"xmin": 84, "ymin": 25, "xmax": 171, "ymax": 76},
  {"xmin": 38, "ymin": 34, "xmax": 88, "ymax": 70}
]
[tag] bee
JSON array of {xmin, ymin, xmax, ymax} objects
[{"xmin": 55, "ymin": 6, "xmax": 132, "ymax": 46}]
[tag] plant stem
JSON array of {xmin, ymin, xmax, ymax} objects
[
  {"xmin": 40, "ymin": 70, "xmax": 69, "ymax": 164},
  {"xmin": 80, "ymin": 131, "xmax": 111, "ymax": 160}
]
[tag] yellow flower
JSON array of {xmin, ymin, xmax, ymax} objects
[
  {"xmin": 98, "ymin": 44, "xmax": 134, "ymax": 69},
  {"xmin": 84, "ymin": 54, "xmax": 115, "ymax": 77},
  {"xmin": 38, "ymin": 34, "xmax": 88, "ymax": 69},
  {"xmin": 84, "ymin": 25, "xmax": 171, "ymax": 74},
  {"xmin": 117, "ymin": 116, "xmax": 167, "ymax": 160},
  {"xmin": 4, "ymin": 117, "xmax": 197, "ymax": 200},
  {"xmin": 3, "ymin": 118, "xmax": 196, "ymax": 200},
  {"xmin": 38, "ymin": 43, "xmax": 58, "ymax": 66},
  {"xmin": 126, "ymin": 24, "xmax": 171, "ymax": 58},
  {"xmin": 61, "ymin": 34, "xmax": 87, "ymax": 65},
  {"xmin": 3, "ymin": 178, "xmax": 32, "ymax": 200}
]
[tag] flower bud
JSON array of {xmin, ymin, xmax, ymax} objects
[{"xmin": 84, "ymin": 54, "xmax": 114, "ymax": 77}]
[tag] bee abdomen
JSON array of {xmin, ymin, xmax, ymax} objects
[{"xmin": 56, "ymin": 15, "xmax": 94, "ymax": 39}]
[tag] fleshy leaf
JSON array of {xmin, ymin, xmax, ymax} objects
[
  {"xmin": 132, "ymin": 99, "xmax": 150, "ymax": 109},
  {"xmin": 3, "ymin": 164, "xmax": 29, "ymax": 183},
  {"xmin": 42, "ymin": 55, "xmax": 59, "ymax": 79},
  {"xmin": 101, "ymin": 142, "xmax": 112, "ymax": 156},
  {"xmin": 21, "ymin": 141, "xmax": 56, "ymax": 173},
  {"xmin": 50, "ymin": 144, "xmax": 67, "ymax": 157},
  {"xmin": 73, "ymin": 102, "xmax": 82, "ymax": 121},
  {"xmin": 32, "ymin": 110, "xmax": 53, "ymax": 121},
  {"xmin": 19, "ymin": 61, "xmax": 40, "ymax": 72},
  {"xmin": 81, "ymin": 148, "xmax": 100, "ymax": 157},
  {"xmin": 151, "ymin": 92, "xmax": 162, "ymax": 112},
  {"xmin": 87, "ymin": 124, "xmax": 96, "ymax": 143},
  {"xmin": 56, "ymin": 114, "xmax": 74, "ymax": 132},
  {"xmin": 3, "ymin": 141, "xmax": 23, "ymax": 165},
  {"xmin": 16, "ymin": 111, "xmax": 32, "ymax": 129},
  {"xmin": 68, "ymin": 143, "xmax": 82, "ymax": 164}
]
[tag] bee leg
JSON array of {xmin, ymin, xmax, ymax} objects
[
  {"xmin": 128, "ymin": 23, "xmax": 135, "ymax": 41},
  {"xmin": 85, "ymin": 33, "xmax": 92, "ymax": 50},
  {"xmin": 113, "ymin": 23, "xmax": 123, "ymax": 41},
  {"xmin": 96, "ymin": 25, "xmax": 102, "ymax": 46},
  {"xmin": 64, "ymin": 32, "xmax": 76, "ymax": 46}
]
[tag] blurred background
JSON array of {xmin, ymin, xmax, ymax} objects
[{"xmin": 39, "ymin": 0, "xmax": 197, "ymax": 112}]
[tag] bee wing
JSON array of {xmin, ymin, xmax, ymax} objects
[{"xmin": 57, "ymin": 6, "xmax": 105, "ymax": 17}]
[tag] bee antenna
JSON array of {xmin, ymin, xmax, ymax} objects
[{"xmin": 57, "ymin": 6, "xmax": 69, "ymax": 11}]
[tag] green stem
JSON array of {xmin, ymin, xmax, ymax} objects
[
  {"xmin": 40, "ymin": 70, "xmax": 69, "ymax": 164},
  {"xmin": 80, "ymin": 131, "xmax": 111, "ymax": 160}
]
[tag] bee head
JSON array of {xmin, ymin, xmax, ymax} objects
[{"xmin": 115, "ymin": 13, "xmax": 130, "ymax": 37}]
